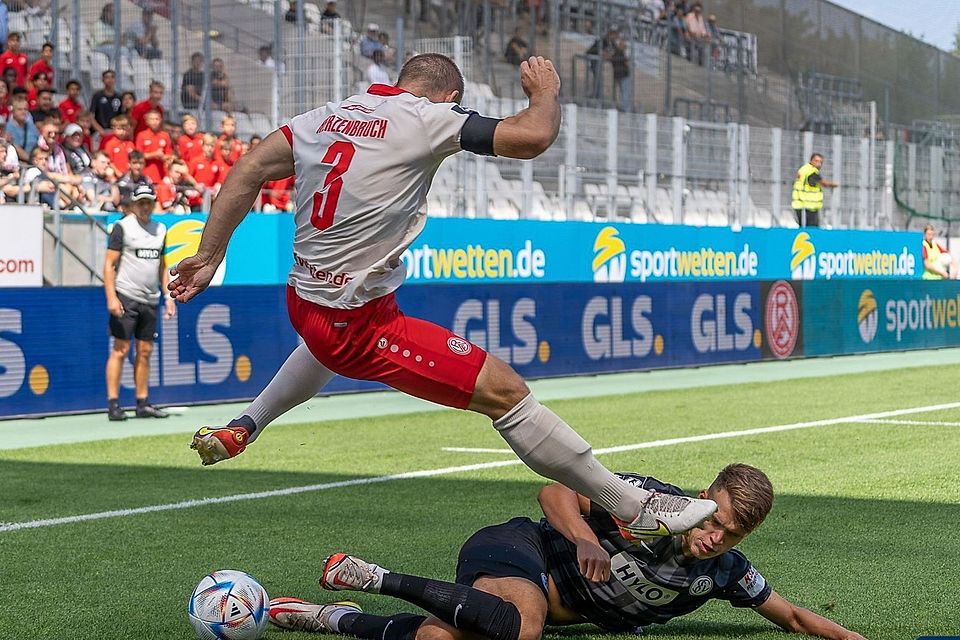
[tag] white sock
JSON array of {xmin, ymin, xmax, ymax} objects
[
  {"xmin": 492, "ymin": 393, "xmax": 649, "ymax": 522},
  {"xmin": 240, "ymin": 343, "xmax": 336, "ymax": 443}
]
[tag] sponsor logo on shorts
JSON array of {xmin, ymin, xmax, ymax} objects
[
  {"xmin": 377, "ymin": 337, "xmax": 388, "ymax": 349},
  {"xmin": 447, "ymin": 336, "xmax": 472, "ymax": 356},
  {"xmin": 765, "ymin": 280, "xmax": 798, "ymax": 359},
  {"xmin": 689, "ymin": 575, "xmax": 714, "ymax": 596}
]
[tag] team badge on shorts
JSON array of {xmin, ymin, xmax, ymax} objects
[{"xmin": 447, "ymin": 336, "xmax": 472, "ymax": 356}]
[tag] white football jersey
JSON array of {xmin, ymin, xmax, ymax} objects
[{"xmin": 282, "ymin": 84, "xmax": 471, "ymax": 308}]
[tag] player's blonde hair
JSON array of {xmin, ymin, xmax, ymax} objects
[{"xmin": 709, "ymin": 464, "xmax": 773, "ymax": 532}]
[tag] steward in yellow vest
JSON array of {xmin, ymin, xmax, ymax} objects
[
  {"xmin": 791, "ymin": 153, "xmax": 838, "ymax": 227},
  {"xmin": 922, "ymin": 224, "xmax": 951, "ymax": 280}
]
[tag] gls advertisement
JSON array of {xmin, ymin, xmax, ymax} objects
[{"xmin": 1, "ymin": 282, "xmax": 773, "ymax": 418}]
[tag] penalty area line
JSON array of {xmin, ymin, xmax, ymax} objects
[{"xmin": 3, "ymin": 400, "xmax": 960, "ymax": 534}]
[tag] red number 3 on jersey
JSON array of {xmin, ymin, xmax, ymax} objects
[{"xmin": 311, "ymin": 141, "xmax": 357, "ymax": 231}]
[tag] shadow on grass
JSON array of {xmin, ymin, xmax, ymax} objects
[{"xmin": 0, "ymin": 461, "xmax": 957, "ymax": 639}]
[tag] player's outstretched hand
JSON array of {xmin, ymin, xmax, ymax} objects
[
  {"xmin": 519, "ymin": 56, "xmax": 560, "ymax": 100},
  {"xmin": 168, "ymin": 254, "xmax": 220, "ymax": 303},
  {"xmin": 575, "ymin": 538, "xmax": 611, "ymax": 582}
]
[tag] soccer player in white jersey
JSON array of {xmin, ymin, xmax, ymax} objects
[{"xmin": 169, "ymin": 54, "xmax": 715, "ymax": 538}]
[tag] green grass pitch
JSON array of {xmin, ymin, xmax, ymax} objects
[{"xmin": 1, "ymin": 364, "xmax": 958, "ymax": 639}]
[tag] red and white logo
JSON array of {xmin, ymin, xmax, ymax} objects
[
  {"xmin": 764, "ymin": 280, "xmax": 798, "ymax": 359},
  {"xmin": 377, "ymin": 337, "xmax": 388, "ymax": 349},
  {"xmin": 447, "ymin": 337, "xmax": 472, "ymax": 356}
]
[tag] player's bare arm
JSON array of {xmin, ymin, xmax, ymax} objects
[
  {"xmin": 168, "ymin": 129, "xmax": 294, "ymax": 302},
  {"xmin": 103, "ymin": 248, "xmax": 123, "ymax": 317},
  {"xmin": 493, "ymin": 56, "xmax": 561, "ymax": 160},
  {"xmin": 755, "ymin": 591, "xmax": 867, "ymax": 640},
  {"xmin": 538, "ymin": 483, "xmax": 611, "ymax": 582}
]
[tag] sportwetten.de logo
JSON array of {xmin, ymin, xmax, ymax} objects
[{"xmin": 592, "ymin": 226, "xmax": 626, "ymax": 282}]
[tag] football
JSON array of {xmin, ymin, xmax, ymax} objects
[{"xmin": 188, "ymin": 570, "xmax": 270, "ymax": 640}]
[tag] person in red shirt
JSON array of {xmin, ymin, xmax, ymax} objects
[
  {"xmin": 177, "ymin": 114, "xmax": 203, "ymax": 161},
  {"xmin": 130, "ymin": 81, "xmax": 165, "ymax": 133},
  {"xmin": 58, "ymin": 80, "xmax": 84, "ymax": 124},
  {"xmin": 260, "ymin": 175, "xmax": 295, "ymax": 212},
  {"xmin": 160, "ymin": 159, "xmax": 203, "ymax": 211},
  {"xmin": 135, "ymin": 108, "xmax": 172, "ymax": 183},
  {"xmin": 26, "ymin": 71, "xmax": 49, "ymax": 110},
  {"xmin": 214, "ymin": 114, "xmax": 242, "ymax": 165},
  {"xmin": 215, "ymin": 137, "xmax": 236, "ymax": 179},
  {"xmin": 28, "ymin": 43, "xmax": 54, "ymax": 88},
  {"xmin": 187, "ymin": 133, "xmax": 222, "ymax": 196},
  {"xmin": 0, "ymin": 33, "xmax": 29, "ymax": 88},
  {"xmin": 77, "ymin": 110, "xmax": 96, "ymax": 152},
  {"xmin": 102, "ymin": 114, "xmax": 136, "ymax": 176},
  {"xmin": 0, "ymin": 81, "xmax": 10, "ymax": 120}
]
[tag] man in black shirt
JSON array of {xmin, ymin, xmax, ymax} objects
[
  {"xmin": 181, "ymin": 52, "xmax": 204, "ymax": 110},
  {"xmin": 90, "ymin": 69, "xmax": 123, "ymax": 135},
  {"xmin": 268, "ymin": 465, "xmax": 865, "ymax": 640}
]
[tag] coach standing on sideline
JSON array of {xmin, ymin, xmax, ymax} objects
[
  {"xmin": 791, "ymin": 152, "xmax": 838, "ymax": 227},
  {"xmin": 103, "ymin": 184, "xmax": 175, "ymax": 421}
]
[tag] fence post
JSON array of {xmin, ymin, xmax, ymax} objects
[
  {"xmin": 882, "ymin": 140, "xmax": 895, "ymax": 229},
  {"xmin": 907, "ymin": 142, "xmax": 917, "ymax": 206},
  {"xmin": 563, "ymin": 103, "xmax": 578, "ymax": 218},
  {"xmin": 738, "ymin": 124, "xmax": 750, "ymax": 227},
  {"xmin": 273, "ymin": 0, "xmax": 283, "ymax": 126},
  {"xmin": 831, "ymin": 134, "xmax": 842, "ymax": 227},
  {"xmin": 645, "ymin": 113, "xmax": 657, "ymax": 221},
  {"xmin": 334, "ymin": 18, "xmax": 343, "ymax": 101},
  {"xmin": 71, "ymin": 0, "xmax": 80, "ymax": 92},
  {"xmin": 201, "ymin": 0, "xmax": 212, "ymax": 131},
  {"xmin": 671, "ymin": 116, "xmax": 684, "ymax": 224},
  {"xmin": 726, "ymin": 122, "xmax": 738, "ymax": 224},
  {"xmin": 858, "ymin": 137, "xmax": 869, "ymax": 230},
  {"xmin": 170, "ymin": 0, "xmax": 179, "ymax": 114},
  {"xmin": 606, "ymin": 109, "xmax": 617, "ymax": 219},
  {"xmin": 521, "ymin": 158, "xmax": 533, "ymax": 220},
  {"xmin": 771, "ymin": 127, "xmax": 781, "ymax": 227},
  {"xmin": 930, "ymin": 145, "xmax": 944, "ymax": 221},
  {"xmin": 802, "ymin": 131, "xmax": 813, "ymax": 165},
  {"xmin": 112, "ymin": 0, "xmax": 121, "ymax": 90}
]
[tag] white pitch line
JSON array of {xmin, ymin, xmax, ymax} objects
[
  {"xmin": 443, "ymin": 447, "xmax": 514, "ymax": 453},
  {"xmin": 857, "ymin": 419, "xmax": 960, "ymax": 427},
  {"xmin": 4, "ymin": 400, "xmax": 960, "ymax": 535}
]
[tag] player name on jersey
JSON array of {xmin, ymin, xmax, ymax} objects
[{"xmin": 316, "ymin": 115, "xmax": 388, "ymax": 139}]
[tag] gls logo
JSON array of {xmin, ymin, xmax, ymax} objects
[
  {"xmin": 452, "ymin": 298, "xmax": 539, "ymax": 366},
  {"xmin": 592, "ymin": 227, "xmax": 627, "ymax": 283},
  {"xmin": 691, "ymin": 293, "xmax": 756, "ymax": 353},
  {"xmin": 790, "ymin": 232, "xmax": 816, "ymax": 280},
  {"xmin": 0, "ymin": 309, "xmax": 49, "ymax": 399},
  {"xmin": 581, "ymin": 296, "xmax": 659, "ymax": 360}
]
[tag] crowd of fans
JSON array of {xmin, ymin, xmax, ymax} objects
[{"xmin": 0, "ymin": 35, "xmax": 291, "ymax": 213}]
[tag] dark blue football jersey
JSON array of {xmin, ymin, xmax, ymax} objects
[{"xmin": 539, "ymin": 473, "xmax": 772, "ymax": 632}]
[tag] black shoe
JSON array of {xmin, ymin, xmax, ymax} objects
[
  {"xmin": 108, "ymin": 404, "xmax": 128, "ymax": 421},
  {"xmin": 136, "ymin": 403, "xmax": 169, "ymax": 418}
]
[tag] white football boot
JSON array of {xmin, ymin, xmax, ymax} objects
[
  {"xmin": 319, "ymin": 553, "xmax": 384, "ymax": 593},
  {"xmin": 616, "ymin": 492, "xmax": 718, "ymax": 539},
  {"xmin": 268, "ymin": 597, "xmax": 360, "ymax": 632}
]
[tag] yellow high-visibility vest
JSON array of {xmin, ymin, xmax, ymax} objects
[
  {"xmin": 923, "ymin": 239, "xmax": 946, "ymax": 280},
  {"xmin": 791, "ymin": 163, "xmax": 823, "ymax": 211}
]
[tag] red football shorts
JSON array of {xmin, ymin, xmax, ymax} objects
[{"xmin": 287, "ymin": 286, "xmax": 488, "ymax": 409}]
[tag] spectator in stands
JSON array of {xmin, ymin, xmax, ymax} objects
[
  {"xmin": 210, "ymin": 57, "xmax": 234, "ymax": 112},
  {"xmin": 0, "ymin": 32, "xmax": 26, "ymax": 87},
  {"xmin": 0, "ymin": 79, "xmax": 9, "ymax": 119},
  {"xmin": 91, "ymin": 70, "xmax": 122, "ymax": 135},
  {"xmin": 504, "ymin": 26, "xmax": 528, "ymax": 66},
  {"xmin": 6, "ymin": 96, "xmax": 36, "ymax": 159},
  {"xmin": 215, "ymin": 114, "xmax": 242, "ymax": 165},
  {"xmin": 59, "ymin": 80, "xmax": 83, "ymax": 124},
  {"xmin": 260, "ymin": 174, "xmax": 294, "ymax": 212},
  {"xmin": 586, "ymin": 26, "xmax": 619, "ymax": 99},
  {"xmin": 181, "ymin": 52, "xmax": 204, "ymax": 110},
  {"xmin": 23, "ymin": 146, "xmax": 60, "ymax": 207},
  {"xmin": 135, "ymin": 108, "xmax": 171, "ymax": 184},
  {"xmin": 131, "ymin": 81, "xmax": 164, "ymax": 133},
  {"xmin": 216, "ymin": 137, "xmax": 234, "ymax": 178},
  {"xmin": 77, "ymin": 110, "xmax": 96, "ymax": 150},
  {"xmin": 668, "ymin": 4, "xmax": 688, "ymax": 57},
  {"xmin": 116, "ymin": 149, "xmax": 150, "ymax": 201},
  {"xmin": 25, "ymin": 70, "xmax": 47, "ymax": 109},
  {"xmin": 922, "ymin": 224, "xmax": 953, "ymax": 280},
  {"xmin": 188, "ymin": 133, "xmax": 222, "ymax": 196},
  {"xmin": 163, "ymin": 120, "xmax": 182, "ymax": 151},
  {"xmin": 94, "ymin": 3, "xmax": 118, "ymax": 61},
  {"xmin": 378, "ymin": 31, "xmax": 396, "ymax": 66},
  {"xmin": 158, "ymin": 159, "xmax": 202, "ymax": 212},
  {"xmin": 38, "ymin": 120, "xmax": 85, "ymax": 203},
  {"xmin": 706, "ymin": 14, "xmax": 721, "ymax": 63},
  {"xmin": 0, "ymin": 121, "xmax": 16, "ymax": 172},
  {"xmin": 28, "ymin": 41, "xmax": 53, "ymax": 86},
  {"xmin": 685, "ymin": 3, "xmax": 710, "ymax": 65},
  {"xmin": 178, "ymin": 113, "xmax": 202, "ymax": 161},
  {"xmin": 63, "ymin": 122, "xmax": 92, "ymax": 174},
  {"xmin": 321, "ymin": 1, "xmax": 339, "ymax": 20},
  {"xmin": 103, "ymin": 183, "xmax": 173, "ymax": 421},
  {"xmin": 360, "ymin": 23, "xmax": 383, "ymax": 59},
  {"xmin": 2, "ymin": 67, "xmax": 16, "ymax": 91},
  {"xmin": 366, "ymin": 49, "xmax": 391, "ymax": 86},
  {"xmin": 0, "ymin": 2, "xmax": 8, "ymax": 51},
  {"xmin": 284, "ymin": 0, "xmax": 297, "ymax": 23},
  {"xmin": 30, "ymin": 89, "xmax": 57, "ymax": 122},
  {"xmin": 82, "ymin": 150, "xmax": 120, "ymax": 211},
  {"xmin": 0, "ymin": 143, "xmax": 21, "ymax": 202},
  {"xmin": 258, "ymin": 43, "xmax": 278, "ymax": 70},
  {"xmin": 120, "ymin": 90, "xmax": 136, "ymax": 115},
  {"xmin": 125, "ymin": 8, "xmax": 161, "ymax": 59},
  {"xmin": 611, "ymin": 35, "xmax": 631, "ymax": 111},
  {"xmin": 791, "ymin": 152, "xmax": 837, "ymax": 227},
  {"xmin": 102, "ymin": 113, "xmax": 135, "ymax": 176}
]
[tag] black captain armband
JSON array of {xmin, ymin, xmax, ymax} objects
[{"xmin": 460, "ymin": 112, "xmax": 501, "ymax": 157}]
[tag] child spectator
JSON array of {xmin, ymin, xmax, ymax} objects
[
  {"xmin": 28, "ymin": 42, "xmax": 54, "ymax": 87},
  {"xmin": 23, "ymin": 146, "xmax": 60, "ymax": 207},
  {"xmin": 0, "ymin": 143, "xmax": 22, "ymax": 202},
  {"xmin": 0, "ymin": 33, "xmax": 28, "ymax": 87},
  {"xmin": 0, "ymin": 80, "xmax": 10, "ymax": 119},
  {"xmin": 178, "ymin": 114, "xmax": 203, "ymax": 161},
  {"xmin": 82, "ymin": 150, "xmax": 120, "ymax": 211},
  {"xmin": 260, "ymin": 175, "xmax": 295, "ymax": 212},
  {"xmin": 188, "ymin": 133, "xmax": 222, "ymax": 195},
  {"xmin": 77, "ymin": 110, "xmax": 97, "ymax": 151},
  {"xmin": 63, "ymin": 122, "xmax": 92, "ymax": 174},
  {"xmin": 59, "ymin": 80, "xmax": 84, "ymax": 123},
  {"xmin": 156, "ymin": 159, "xmax": 199, "ymax": 212},
  {"xmin": 135, "ymin": 108, "xmax": 172, "ymax": 184},
  {"xmin": 131, "ymin": 81, "xmax": 164, "ymax": 133},
  {"xmin": 215, "ymin": 114, "xmax": 242, "ymax": 165},
  {"xmin": 90, "ymin": 70, "xmax": 122, "ymax": 135},
  {"xmin": 116, "ymin": 149, "xmax": 151, "ymax": 202},
  {"xmin": 26, "ymin": 70, "xmax": 49, "ymax": 110},
  {"xmin": 120, "ymin": 91, "xmax": 136, "ymax": 115},
  {"xmin": 216, "ymin": 137, "xmax": 236, "ymax": 178},
  {"xmin": 102, "ymin": 114, "xmax": 135, "ymax": 175}
]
